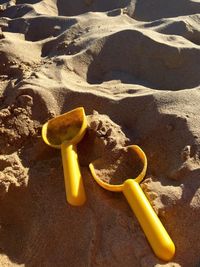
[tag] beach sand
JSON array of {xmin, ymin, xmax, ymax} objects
[{"xmin": 0, "ymin": 0, "xmax": 200, "ymax": 266}]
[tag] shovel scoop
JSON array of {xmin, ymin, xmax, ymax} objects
[
  {"xmin": 89, "ymin": 145, "xmax": 175, "ymax": 261},
  {"xmin": 42, "ymin": 107, "xmax": 87, "ymax": 206}
]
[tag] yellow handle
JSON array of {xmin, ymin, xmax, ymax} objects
[
  {"xmin": 61, "ymin": 143, "xmax": 86, "ymax": 206},
  {"xmin": 123, "ymin": 180, "xmax": 175, "ymax": 261}
]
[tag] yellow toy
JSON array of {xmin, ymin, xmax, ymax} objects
[
  {"xmin": 89, "ymin": 145, "xmax": 175, "ymax": 261},
  {"xmin": 42, "ymin": 107, "xmax": 87, "ymax": 206}
]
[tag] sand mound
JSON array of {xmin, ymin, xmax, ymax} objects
[
  {"xmin": 133, "ymin": 0, "xmax": 200, "ymax": 21},
  {"xmin": 0, "ymin": 0, "xmax": 200, "ymax": 266}
]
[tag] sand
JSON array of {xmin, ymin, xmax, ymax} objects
[
  {"xmin": 90, "ymin": 146, "xmax": 143, "ymax": 185},
  {"xmin": 0, "ymin": 0, "xmax": 200, "ymax": 266}
]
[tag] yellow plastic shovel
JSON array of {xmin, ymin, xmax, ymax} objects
[
  {"xmin": 42, "ymin": 107, "xmax": 87, "ymax": 206},
  {"xmin": 89, "ymin": 145, "xmax": 175, "ymax": 261}
]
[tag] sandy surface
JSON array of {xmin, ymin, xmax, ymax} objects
[{"xmin": 0, "ymin": 0, "xmax": 200, "ymax": 266}]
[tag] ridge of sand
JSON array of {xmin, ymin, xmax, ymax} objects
[{"xmin": 0, "ymin": 1, "xmax": 200, "ymax": 267}]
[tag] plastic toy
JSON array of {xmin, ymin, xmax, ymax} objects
[
  {"xmin": 42, "ymin": 107, "xmax": 87, "ymax": 206},
  {"xmin": 89, "ymin": 145, "xmax": 175, "ymax": 261}
]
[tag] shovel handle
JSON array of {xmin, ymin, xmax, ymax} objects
[
  {"xmin": 61, "ymin": 143, "xmax": 86, "ymax": 206},
  {"xmin": 123, "ymin": 179, "xmax": 175, "ymax": 261}
]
